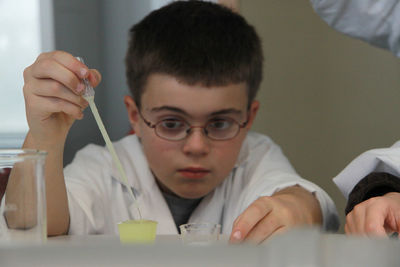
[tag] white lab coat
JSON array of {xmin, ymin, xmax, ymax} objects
[
  {"xmin": 64, "ymin": 132, "xmax": 339, "ymax": 235},
  {"xmin": 311, "ymin": 0, "xmax": 400, "ymax": 57},
  {"xmin": 334, "ymin": 141, "xmax": 400, "ymax": 199}
]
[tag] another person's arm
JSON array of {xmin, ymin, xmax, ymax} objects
[
  {"xmin": 311, "ymin": 0, "xmax": 400, "ymax": 237},
  {"xmin": 333, "ymin": 143, "xmax": 400, "ymax": 236},
  {"xmin": 6, "ymin": 51, "xmax": 100, "ymax": 236},
  {"xmin": 345, "ymin": 172, "xmax": 400, "ymax": 236},
  {"xmin": 311, "ymin": 0, "xmax": 400, "ymax": 57}
]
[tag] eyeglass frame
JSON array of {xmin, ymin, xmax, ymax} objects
[{"xmin": 137, "ymin": 110, "xmax": 249, "ymax": 141}]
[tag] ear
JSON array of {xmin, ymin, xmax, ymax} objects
[
  {"xmin": 124, "ymin": 95, "xmax": 142, "ymax": 136},
  {"xmin": 245, "ymin": 100, "xmax": 259, "ymax": 129}
]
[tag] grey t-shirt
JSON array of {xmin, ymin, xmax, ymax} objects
[{"xmin": 162, "ymin": 192, "xmax": 203, "ymax": 232}]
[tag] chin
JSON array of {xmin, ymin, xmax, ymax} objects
[{"xmin": 175, "ymin": 189, "xmax": 210, "ymax": 200}]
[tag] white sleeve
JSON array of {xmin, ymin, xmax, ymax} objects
[
  {"xmin": 310, "ymin": 0, "xmax": 400, "ymax": 57},
  {"xmin": 238, "ymin": 137, "xmax": 339, "ymax": 231},
  {"xmin": 333, "ymin": 141, "xmax": 400, "ymax": 199},
  {"xmin": 63, "ymin": 144, "xmax": 111, "ymax": 235}
]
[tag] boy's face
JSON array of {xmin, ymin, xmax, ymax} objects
[{"xmin": 124, "ymin": 73, "xmax": 259, "ymax": 199}]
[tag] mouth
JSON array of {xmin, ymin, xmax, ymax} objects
[{"xmin": 178, "ymin": 167, "xmax": 210, "ymax": 179}]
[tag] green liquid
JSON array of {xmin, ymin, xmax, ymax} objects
[
  {"xmin": 118, "ymin": 219, "xmax": 157, "ymax": 243},
  {"xmin": 86, "ymin": 96, "xmax": 142, "ymax": 219}
]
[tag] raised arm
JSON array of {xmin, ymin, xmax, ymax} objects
[{"xmin": 5, "ymin": 51, "xmax": 101, "ymax": 236}]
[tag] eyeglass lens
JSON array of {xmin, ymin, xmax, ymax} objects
[{"xmin": 155, "ymin": 118, "xmax": 241, "ymax": 141}]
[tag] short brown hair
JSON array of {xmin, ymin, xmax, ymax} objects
[{"xmin": 125, "ymin": 0, "xmax": 263, "ymax": 109}]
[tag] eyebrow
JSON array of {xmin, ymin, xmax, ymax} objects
[{"xmin": 149, "ymin": 106, "xmax": 243, "ymax": 117}]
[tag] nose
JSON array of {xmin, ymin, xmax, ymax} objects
[{"xmin": 182, "ymin": 128, "xmax": 210, "ymax": 156}]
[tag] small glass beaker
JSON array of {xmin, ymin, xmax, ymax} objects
[
  {"xmin": 179, "ymin": 222, "xmax": 221, "ymax": 245},
  {"xmin": 0, "ymin": 149, "xmax": 47, "ymax": 243}
]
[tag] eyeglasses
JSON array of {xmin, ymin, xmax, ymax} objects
[{"xmin": 138, "ymin": 111, "xmax": 248, "ymax": 141}]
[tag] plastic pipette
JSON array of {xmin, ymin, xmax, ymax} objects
[{"xmin": 76, "ymin": 57, "xmax": 142, "ymax": 219}]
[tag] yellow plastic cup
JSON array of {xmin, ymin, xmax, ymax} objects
[{"xmin": 117, "ymin": 220, "xmax": 158, "ymax": 243}]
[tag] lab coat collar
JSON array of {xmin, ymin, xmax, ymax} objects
[
  {"xmin": 109, "ymin": 135, "xmax": 154, "ymax": 195},
  {"xmin": 109, "ymin": 135, "xmax": 178, "ymax": 234},
  {"xmin": 234, "ymin": 133, "xmax": 251, "ymax": 168}
]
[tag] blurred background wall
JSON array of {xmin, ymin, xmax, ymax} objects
[{"xmin": 42, "ymin": 0, "xmax": 400, "ymax": 231}]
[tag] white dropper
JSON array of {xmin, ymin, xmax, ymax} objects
[{"xmin": 76, "ymin": 57, "xmax": 142, "ymax": 219}]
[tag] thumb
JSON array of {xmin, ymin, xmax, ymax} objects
[{"xmin": 88, "ymin": 69, "xmax": 102, "ymax": 87}]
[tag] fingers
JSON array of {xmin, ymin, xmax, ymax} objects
[
  {"xmin": 23, "ymin": 51, "xmax": 101, "ymax": 118},
  {"xmin": 31, "ymin": 59, "xmax": 85, "ymax": 95},
  {"xmin": 229, "ymin": 197, "xmax": 272, "ymax": 243},
  {"xmin": 345, "ymin": 198, "xmax": 388, "ymax": 237},
  {"xmin": 28, "ymin": 79, "xmax": 88, "ymax": 109},
  {"xmin": 25, "ymin": 51, "xmax": 101, "ymax": 95},
  {"xmin": 37, "ymin": 51, "xmax": 89, "ymax": 79},
  {"xmin": 22, "ymin": 51, "xmax": 101, "ymax": 144},
  {"xmin": 345, "ymin": 205, "xmax": 366, "ymax": 235},
  {"xmin": 243, "ymin": 215, "xmax": 282, "ymax": 244},
  {"xmin": 88, "ymin": 69, "xmax": 102, "ymax": 88},
  {"xmin": 261, "ymin": 226, "xmax": 287, "ymax": 244},
  {"xmin": 27, "ymin": 94, "xmax": 84, "ymax": 120},
  {"xmin": 364, "ymin": 206, "xmax": 387, "ymax": 237},
  {"xmin": 45, "ymin": 97, "xmax": 84, "ymax": 120}
]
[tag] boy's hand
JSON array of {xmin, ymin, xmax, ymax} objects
[
  {"xmin": 23, "ymin": 51, "xmax": 101, "ymax": 146},
  {"xmin": 345, "ymin": 192, "xmax": 400, "ymax": 237},
  {"xmin": 229, "ymin": 185, "xmax": 322, "ymax": 244}
]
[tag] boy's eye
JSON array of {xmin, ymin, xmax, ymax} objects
[
  {"xmin": 208, "ymin": 119, "xmax": 232, "ymax": 130},
  {"xmin": 159, "ymin": 119, "xmax": 186, "ymax": 129}
]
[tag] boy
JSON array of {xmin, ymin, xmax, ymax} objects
[{"xmin": 20, "ymin": 1, "xmax": 338, "ymax": 243}]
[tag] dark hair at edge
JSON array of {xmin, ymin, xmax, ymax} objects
[{"xmin": 125, "ymin": 0, "xmax": 263, "ymax": 109}]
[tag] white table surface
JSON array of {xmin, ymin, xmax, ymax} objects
[
  {"xmin": 48, "ymin": 233, "xmax": 229, "ymax": 244},
  {"xmin": 0, "ymin": 228, "xmax": 399, "ymax": 267}
]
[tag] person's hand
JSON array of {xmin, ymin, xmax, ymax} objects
[
  {"xmin": 229, "ymin": 185, "xmax": 322, "ymax": 244},
  {"xmin": 345, "ymin": 192, "xmax": 400, "ymax": 237},
  {"xmin": 23, "ymin": 51, "xmax": 101, "ymax": 146}
]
